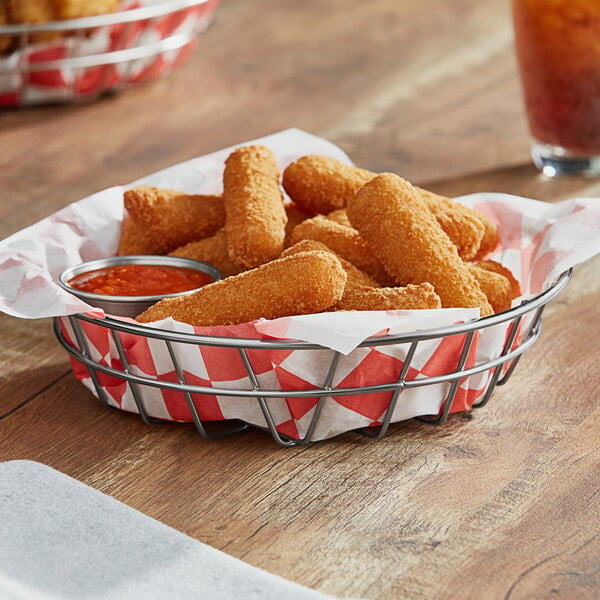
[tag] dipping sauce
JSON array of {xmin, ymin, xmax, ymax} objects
[{"xmin": 68, "ymin": 264, "xmax": 214, "ymax": 297}]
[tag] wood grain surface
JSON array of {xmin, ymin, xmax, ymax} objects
[{"xmin": 1, "ymin": 1, "xmax": 599, "ymax": 599}]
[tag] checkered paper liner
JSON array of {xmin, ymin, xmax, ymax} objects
[
  {"xmin": 1, "ymin": 129, "xmax": 599, "ymax": 444},
  {"xmin": 0, "ymin": 0, "xmax": 220, "ymax": 107}
]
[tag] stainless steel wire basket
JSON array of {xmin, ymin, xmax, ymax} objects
[
  {"xmin": 53, "ymin": 269, "xmax": 571, "ymax": 446},
  {"xmin": 0, "ymin": 0, "xmax": 219, "ymax": 106}
]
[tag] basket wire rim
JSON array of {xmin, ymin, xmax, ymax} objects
[
  {"xmin": 54, "ymin": 316, "xmax": 543, "ymax": 398},
  {"xmin": 66, "ymin": 269, "xmax": 572, "ymax": 350}
]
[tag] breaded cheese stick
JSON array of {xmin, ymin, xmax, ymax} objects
[
  {"xmin": 416, "ymin": 187, "xmax": 488, "ymax": 261},
  {"xmin": 0, "ymin": 4, "xmax": 12, "ymax": 53},
  {"xmin": 223, "ymin": 145, "xmax": 287, "ymax": 270},
  {"xmin": 53, "ymin": 0, "xmax": 119, "ymax": 19},
  {"xmin": 169, "ymin": 229, "xmax": 241, "ymax": 278},
  {"xmin": 336, "ymin": 283, "xmax": 441, "ymax": 311},
  {"xmin": 136, "ymin": 251, "xmax": 347, "ymax": 326},
  {"xmin": 284, "ymin": 202, "xmax": 315, "ymax": 246},
  {"xmin": 6, "ymin": 0, "xmax": 54, "ymax": 23},
  {"xmin": 124, "ymin": 187, "xmax": 225, "ymax": 255},
  {"xmin": 6, "ymin": 0, "xmax": 59, "ymax": 42},
  {"xmin": 473, "ymin": 260, "xmax": 521, "ymax": 312},
  {"xmin": 347, "ymin": 173, "xmax": 494, "ymax": 317},
  {"xmin": 289, "ymin": 215, "xmax": 394, "ymax": 286},
  {"xmin": 326, "ymin": 209, "xmax": 352, "ymax": 227},
  {"xmin": 283, "ymin": 155, "xmax": 496, "ymax": 261},
  {"xmin": 473, "ymin": 219, "xmax": 500, "ymax": 260},
  {"xmin": 468, "ymin": 265, "xmax": 515, "ymax": 314},
  {"xmin": 283, "ymin": 155, "xmax": 372, "ymax": 214},
  {"xmin": 281, "ymin": 239, "xmax": 380, "ymax": 292},
  {"xmin": 118, "ymin": 217, "xmax": 162, "ymax": 256}
]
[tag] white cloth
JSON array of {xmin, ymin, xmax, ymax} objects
[{"xmin": 0, "ymin": 461, "xmax": 347, "ymax": 600}]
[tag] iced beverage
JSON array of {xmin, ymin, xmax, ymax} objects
[{"xmin": 512, "ymin": 0, "xmax": 600, "ymax": 176}]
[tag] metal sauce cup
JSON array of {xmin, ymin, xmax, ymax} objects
[{"xmin": 58, "ymin": 255, "xmax": 222, "ymax": 319}]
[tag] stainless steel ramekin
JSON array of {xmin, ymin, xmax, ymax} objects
[{"xmin": 59, "ymin": 255, "xmax": 221, "ymax": 319}]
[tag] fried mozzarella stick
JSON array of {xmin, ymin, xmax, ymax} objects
[
  {"xmin": 283, "ymin": 155, "xmax": 371, "ymax": 214},
  {"xmin": 347, "ymin": 173, "xmax": 494, "ymax": 317},
  {"xmin": 282, "ymin": 240, "xmax": 440, "ymax": 311},
  {"xmin": 283, "ymin": 155, "xmax": 497, "ymax": 261},
  {"xmin": 414, "ymin": 187, "xmax": 487, "ymax": 261},
  {"xmin": 53, "ymin": 0, "xmax": 119, "ymax": 19},
  {"xmin": 136, "ymin": 251, "xmax": 347, "ymax": 326},
  {"xmin": 468, "ymin": 265, "xmax": 515, "ymax": 315},
  {"xmin": 169, "ymin": 229, "xmax": 241, "ymax": 278},
  {"xmin": 223, "ymin": 145, "xmax": 287, "ymax": 269},
  {"xmin": 0, "ymin": 4, "xmax": 12, "ymax": 53},
  {"xmin": 118, "ymin": 218, "xmax": 162, "ymax": 256},
  {"xmin": 326, "ymin": 209, "xmax": 352, "ymax": 227},
  {"xmin": 336, "ymin": 283, "xmax": 441, "ymax": 311},
  {"xmin": 281, "ymin": 239, "xmax": 380, "ymax": 292},
  {"xmin": 124, "ymin": 187, "xmax": 225, "ymax": 255},
  {"xmin": 471, "ymin": 260, "xmax": 521, "ymax": 313},
  {"xmin": 284, "ymin": 202, "xmax": 315, "ymax": 246},
  {"xmin": 6, "ymin": 0, "xmax": 58, "ymax": 41},
  {"xmin": 289, "ymin": 215, "xmax": 394, "ymax": 286}
]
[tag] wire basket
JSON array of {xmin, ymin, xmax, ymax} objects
[
  {"xmin": 53, "ymin": 269, "xmax": 571, "ymax": 446},
  {"xmin": 0, "ymin": 0, "xmax": 220, "ymax": 106}
]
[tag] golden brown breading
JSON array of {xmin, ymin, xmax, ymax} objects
[
  {"xmin": 283, "ymin": 155, "xmax": 372, "ymax": 214},
  {"xmin": 168, "ymin": 229, "xmax": 241, "ymax": 279},
  {"xmin": 326, "ymin": 209, "xmax": 352, "ymax": 227},
  {"xmin": 335, "ymin": 283, "xmax": 442, "ymax": 312},
  {"xmin": 416, "ymin": 187, "xmax": 487, "ymax": 261},
  {"xmin": 0, "ymin": 2, "xmax": 11, "ymax": 53},
  {"xmin": 117, "ymin": 217, "xmax": 162, "ymax": 256},
  {"xmin": 4, "ymin": 0, "xmax": 119, "ymax": 45},
  {"xmin": 284, "ymin": 201, "xmax": 314, "ymax": 246},
  {"xmin": 281, "ymin": 239, "xmax": 380, "ymax": 292},
  {"xmin": 474, "ymin": 260, "xmax": 521, "ymax": 311},
  {"xmin": 6, "ymin": 0, "xmax": 60, "ymax": 42},
  {"xmin": 136, "ymin": 250, "xmax": 347, "ymax": 326},
  {"xmin": 6, "ymin": 0, "xmax": 54, "ymax": 23},
  {"xmin": 282, "ymin": 155, "xmax": 496, "ymax": 261},
  {"xmin": 289, "ymin": 215, "xmax": 395, "ymax": 286},
  {"xmin": 347, "ymin": 173, "xmax": 494, "ymax": 317},
  {"xmin": 473, "ymin": 218, "xmax": 500, "ymax": 260},
  {"xmin": 123, "ymin": 187, "xmax": 225, "ymax": 255},
  {"xmin": 52, "ymin": 0, "xmax": 119, "ymax": 19},
  {"xmin": 223, "ymin": 145, "xmax": 287, "ymax": 270},
  {"xmin": 467, "ymin": 265, "xmax": 515, "ymax": 314}
]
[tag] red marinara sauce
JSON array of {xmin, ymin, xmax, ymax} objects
[{"xmin": 68, "ymin": 264, "xmax": 214, "ymax": 297}]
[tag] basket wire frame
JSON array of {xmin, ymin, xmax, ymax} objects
[
  {"xmin": 54, "ymin": 270, "xmax": 570, "ymax": 446},
  {"xmin": 0, "ymin": 0, "xmax": 217, "ymax": 105}
]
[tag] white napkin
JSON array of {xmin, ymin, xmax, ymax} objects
[{"xmin": 0, "ymin": 461, "xmax": 349, "ymax": 600}]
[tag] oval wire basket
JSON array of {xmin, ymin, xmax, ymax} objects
[
  {"xmin": 0, "ymin": 0, "xmax": 219, "ymax": 106},
  {"xmin": 54, "ymin": 269, "xmax": 571, "ymax": 446}
]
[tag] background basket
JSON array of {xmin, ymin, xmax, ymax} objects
[
  {"xmin": 54, "ymin": 270, "xmax": 571, "ymax": 446},
  {"xmin": 0, "ymin": 0, "xmax": 220, "ymax": 106}
]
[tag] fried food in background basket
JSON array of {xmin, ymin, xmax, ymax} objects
[
  {"xmin": 3, "ymin": 0, "xmax": 119, "ymax": 45},
  {"xmin": 0, "ymin": 3, "xmax": 10, "ymax": 52},
  {"xmin": 5, "ymin": 0, "xmax": 119, "ymax": 23},
  {"xmin": 118, "ymin": 145, "xmax": 521, "ymax": 326}
]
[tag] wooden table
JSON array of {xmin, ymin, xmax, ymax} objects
[{"xmin": 1, "ymin": 1, "xmax": 599, "ymax": 598}]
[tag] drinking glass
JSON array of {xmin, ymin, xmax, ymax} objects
[{"xmin": 512, "ymin": 0, "xmax": 600, "ymax": 177}]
